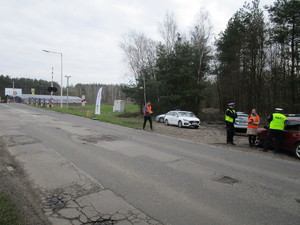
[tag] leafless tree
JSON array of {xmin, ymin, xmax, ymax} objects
[
  {"xmin": 120, "ymin": 31, "xmax": 156, "ymax": 104},
  {"xmin": 190, "ymin": 9, "xmax": 212, "ymax": 83},
  {"xmin": 158, "ymin": 12, "xmax": 178, "ymax": 53},
  {"xmin": 190, "ymin": 9, "xmax": 212, "ymax": 111}
]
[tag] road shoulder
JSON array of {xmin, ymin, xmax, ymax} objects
[
  {"xmin": 0, "ymin": 137, "xmax": 50, "ymax": 225},
  {"xmin": 1, "ymin": 135, "xmax": 162, "ymax": 225}
]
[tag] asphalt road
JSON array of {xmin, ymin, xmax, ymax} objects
[{"xmin": 1, "ymin": 103, "xmax": 299, "ymax": 225}]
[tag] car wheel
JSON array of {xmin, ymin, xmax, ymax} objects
[
  {"xmin": 294, "ymin": 142, "xmax": 300, "ymax": 159},
  {"xmin": 165, "ymin": 119, "xmax": 169, "ymax": 126},
  {"xmin": 254, "ymin": 136, "xmax": 262, "ymax": 147},
  {"xmin": 178, "ymin": 121, "xmax": 183, "ymax": 128},
  {"xmin": 159, "ymin": 117, "xmax": 164, "ymax": 123}
]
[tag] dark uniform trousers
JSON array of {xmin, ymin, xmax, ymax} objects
[
  {"xmin": 226, "ymin": 121, "xmax": 235, "ymax": 143},
  {"xmin": 263, "ymin": 129, "xmax": 283, "ymax": 152}
]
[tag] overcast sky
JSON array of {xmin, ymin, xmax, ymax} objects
[{"xmin": 0, "ymin": 0, "xmax": 275, "ymax": 87}]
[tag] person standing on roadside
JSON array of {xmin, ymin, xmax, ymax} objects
[
  {"xmin": 225, "ymin": 103, "xmax": 238, "ymax": 145},
  {"xmin": 263, "ymin": 108, "xmax": 286, "ymax": 152},
  {"xmin": 247, "ymin": 109, "xmax": 260, "ymax": 147},
  {"xmin": 143, "ymin": 101, "xmax": 153, "ymax": 130}
]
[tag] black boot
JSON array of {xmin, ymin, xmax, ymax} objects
[
  {"xmin": 252, "ymin": 136, "xmax": 256, "ymax": 147},
  {"xmin": 248, "ymin": 136, "xmax": 252, "ymax": 147}
]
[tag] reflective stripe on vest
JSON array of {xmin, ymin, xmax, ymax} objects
[
  {"xmin": 269, "ymin": 113, "xmax": 286, "ymax": 130},
  {"xmin": 247, "ymin": 115, "xmax": 259, "ymax": 129},
  {"xmin": 225, "ymin": 109, "xmax": 235, "ymax": 123}
]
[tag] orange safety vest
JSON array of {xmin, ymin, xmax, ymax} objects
[
  {"xmin": 247, "ymin": 115, "xmax": 259, "ymax": 129},
  {"xmin": 143, "ymin": 105, "xmax": 152, "ymax": 115}
]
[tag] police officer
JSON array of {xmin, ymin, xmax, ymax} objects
[
  {"xmin": 225, "ymin": 103, "xmax": 238, "ymax": 145},
  {"xmin": 263, "ymin": 108, "xmax": 286, "ymax": 152}
]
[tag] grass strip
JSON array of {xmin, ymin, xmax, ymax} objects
[
  {"xmin": 33, "ymin": 104, "xmax": 144, "ymax": 129},
  {"xmin": 0, "ymin": 192, "xmax": 23, "ymax": 225}
]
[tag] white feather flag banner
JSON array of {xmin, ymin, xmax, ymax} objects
[{"xmin": 95, "ymin": 87, "xmax": 102, "ymax": 115}]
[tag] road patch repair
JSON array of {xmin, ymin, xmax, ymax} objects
[
  {"xmin": 2, "ymin": 134, "xmax": 162, "ymax": 225},
  {"xmin": 2, "ymin": 135, "xmax": 40, "ymax": 147},
  {"xmin": 74, "ymin": 134, "xmax": 120, "ymax": 144},
  {"xmin": 213, "ymin": 176, "xmax": 239, "ymax": 185}
]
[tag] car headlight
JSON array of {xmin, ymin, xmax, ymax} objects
[{"xmin": 183, "ymin": 119, "xmax": 189, "ymax": 122}]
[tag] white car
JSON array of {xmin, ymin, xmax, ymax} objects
[
  {"xmin": 164, "ymin": 111, "xmax": 200, "ymax": 128},
  {"xmin": 234, "ymin": 112, "xmax": 248, "ymax": 132},
  {"xmin": 155, "ymin": 114, "xmax": 166, "ymax": 123}
]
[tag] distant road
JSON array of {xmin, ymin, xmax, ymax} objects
[{"xmin": 1, "ymin": 103, "xmax": 299, "ymax": 225}]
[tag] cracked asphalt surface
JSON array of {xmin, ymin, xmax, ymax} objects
[{"xmin": 0, "ymin": 103, "xmax": 300, "ymax": 225}]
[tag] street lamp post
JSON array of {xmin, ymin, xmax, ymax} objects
[
  {"xmin": 65, "ymin": 75, "xmax": 71, "ymax": 109},
  {"xmin": 43, "ymin": 50, "xmax": 63, "ymax": 108},
  {"xmin": 51, "ymin": 67, "xmax": 54, "ymax": 107}
]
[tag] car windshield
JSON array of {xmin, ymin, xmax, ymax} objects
[{"xmin": 178, "ymin": 112, "xmax": 196, "ymax": 117}]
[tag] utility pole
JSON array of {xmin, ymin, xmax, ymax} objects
[
  {"xmin": 65, "ymin": 75, "xmax": 71, "ymax": 109},
  {"xmin": 51, "ymin": 67, "xmax": 54, "ymax": 107},
  {"xmin": 12, "ymin": 81, "xmax": 15, "ymax": 103},
  {"xmin": 43, "ymin": 50, "xmax": 63, "ymax": 108}
]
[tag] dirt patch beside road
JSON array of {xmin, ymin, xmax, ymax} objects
[
  {"xmin": 152, "ymin": 121, "xmax": 298, "ymax": 161},
  {"xmin": 153, "ymin": 121, "xmax": 248, "ymax": 146}
]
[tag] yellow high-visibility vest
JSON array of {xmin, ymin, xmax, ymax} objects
[
  {"xmin": 270, "ymin": 113, "xmax": 286, "ymax": 130},
  {"xmin": 225, "ymin": 109, "xmax": 236, "ymax": 123}
]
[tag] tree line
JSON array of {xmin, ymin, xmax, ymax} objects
[
  {"xmin": 73, "ymin": 83, "xmax": 128, "ymax": 104},
  {"xmin": 0, "ymin": 75, "xmax": 128, "ymax": 104},
  {"xmin": 120, "ymin": 0, "xmax": 300, "ymax": 116},
  {"xmin": 0, "ymin": 75, "xmax": 60, "ymax": 96}
]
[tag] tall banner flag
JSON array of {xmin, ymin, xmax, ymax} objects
[{"xmin": 95, "ymin": 87, "xmax": 102, "ymax": 115}]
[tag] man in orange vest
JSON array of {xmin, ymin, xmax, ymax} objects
[{"xmin": 143, "ymin": 101, "xmax": 153, "ymax": 130}]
